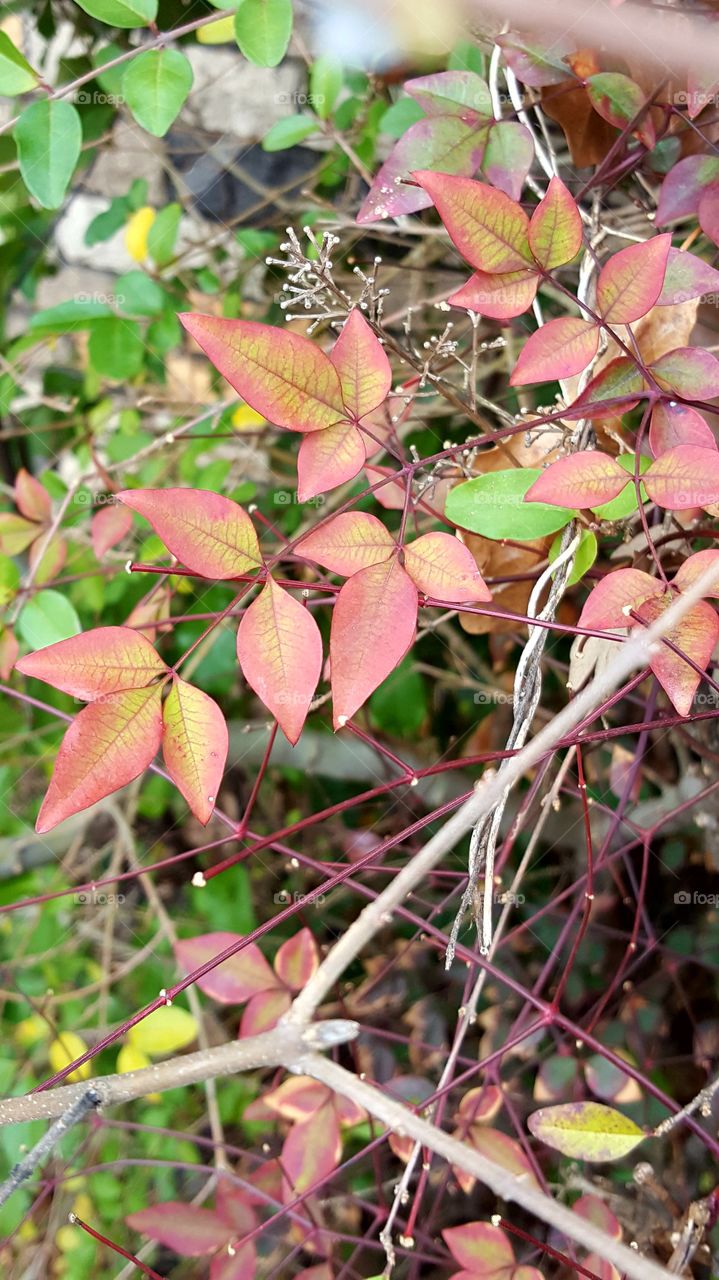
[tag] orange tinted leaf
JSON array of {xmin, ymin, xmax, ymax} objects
[
  {"xmin": 16, "ymin": 626, "xmax": 168, "ymax": 700},
  {"xmin": 674, "ymin": 548, "xmax": 719, "ymax": 597},
  {"xmin": 36, "ymin": 685, "xmax": 163, "ymax": 832},
  {"xmin": 0, "ymin": 627, "xmax": 18, "ymax": 680},
  {"xmin": 443, "ymin": 1221, "xmax": 515, "ymax": 1276},
  {"xmin": 265, "ymin": 1076, "xmax": 331, "ymax": 1121},
  {"xmin": 297, "ymin": 421, "xmax": 366, "ymax": 502},
  {"xmin": 162, "ymin": 677, "xmax": 228, "ymax": 824},
  {"xmin": 413, "ymin": 170, "xmax": 532, "ymax": 272},
  {"xmin": 525, "ymin": 451, "xmax": 627, "ymax": 508},
  {"xmin": 528, "ymin": 176, "xmax": 582, "ymax": 269},
  {"xmin": 403, "ymin": 531, "xmax": 491, "ymax": 602},
  {"xmin": 296, "ymin": 512, "xmax": 395, "ymax": 576},
  {"xmin": 448, "ymin": 267, "xmax": 539, "ymax": 319},
  {"xmin": 510, "ymin": 317, "xmax": 599, "ymax": 385},
  {"xmin": 281, "ymin": 1103, "xmax": 341, "ymax": 1199},
  {"xmin": 657, "ymin": 247, "xmax": 719, "ymax": 306},
  {"xmin": 239, "ymin": 987, "xmax": 292, "ymax": 1036},
  {"xmin": 118, "ymin": 488, "xmax": 262, "ymax": 579},
  {"xmin": 91, "ymin": 503, "xmax": 133, "ymax": 557},
  {"xmin": 566, "ymin": 358, "xmax": 644, "ymax": 421},
  {"xmin": 596, "ymin": 235, "xmax": 670, "ymax": 324},
  {"xmin": 578, "ymin": 568, "xmax": 663, "ymax": 629},
  {"xmin": 174, "ymin": 932, "xmax": 279, "ymax": 1003},
  {"xmin": 639, "ymin": 594, "xmax": 719, "ymax": 715},
  {"xmin": 330, "ymin": 557, "xmax": 418, "ymax": 726},
  {"xmin": 274, "ymin": 928, "xmax": 319, "ymax": 990},
  {"xmin": 180, "ymin": 314, "xmax": 345, "ymax": 433},
  {"xmin": 643, "ymin": 445, "xmax": 719, "ymax": 509},
  {"xmin": 15, "ymin": 469, "xmax": 50, "ymax": 523},
  {"xmin": 573, "ymin": 1193, "xmax": 623, "ymax": 1240},
  {"xmin": 236, "ymin": 577, "xmax": 322, "ymax": 745},
  {"xmin": 650, "ymin": 348, "xmax": 719, "ymax": 400},
  {"xmin": 329, "ymin": 309, "xmax": 391, "ymax": 420}
]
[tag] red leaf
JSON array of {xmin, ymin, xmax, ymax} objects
[
  {"xmin": 210, "ymin": 1242, "xmax": 257, "ymax": 1280},
  {"xmin": 566, "ymin": 358, "xmax": 644, "ymax": 421},
  {"xmin": 649, "ymin": 402, "xmax": 716, "ymax": 456},
  {"xmin": 578, "ymin": 569, "xmax": 664, "ymax": 630},
  {"xmin": 356, "ymin": 117, "xmax": 489, "ymax": 224},
  {"xmin": 174, "ymin": 932, "xmax": 279, "ymax": 1003},
  {"xmin": 510, "ymin": 317, "xmax": 599, "ymax": 385},
  {"xmin": 329, "ymin": 309, "xmax": 392, "ymax": 420},
  {"xmin": 656, "ymin": 247, "xmax": 719, "ymax": 306},
  {"xmin": 274, "ymin": 928, "xmax": 319, "ymax": 990},
  {"xmin": 297, "ymin": 421, "xmax": 366, "ymax": 502},
  {"xmin": 16, "ymin": 626, "xmax": 168, "ymax": 700},
  {"xmin": 638, "ymin": 593, "xmax": 719, "ymax": 716},
  {"xmin": 586, "ymin": 72, "xmax": 654, "ymax": 148},
  {"xmin": 180, "ymin": 314, "xmax": 345, "ymax": 433},
  {"xmin": 215, "ymin": 1184, "xmax": 256, "ymax": 1234},
  {"xmin": 656, "ymin": 154, "xmax": 719, "ymax": 224},
  {"xmin": 296, "ymin": 512, "xmax": 395, "ymax": 576},
  {"xmin": 525, "ymin": 452, "xmax": 627, "ymax": 508},
  {"xmin": 239, "ymin": 987, "xmax": 292, "ymax": 1036},
  {"xmin": 698, "ymin": 184, "xmax": 719, "ymax": 248},
  {"xmin": 403, "ymin": 531, "xmax": 491, "ymax": 602},
  {"xmin": 118, "ymin": 488, "xmax": 262, "ymax": 580},
  {"xmin": 265, "ymin": 1077, "xmax": 331, "ymax": 1122},
  {"xmin": 127, "ymin": 1203, "xmax": 230, "ymax": 1256},
  {"xmin": 643, "ymin": 445, "xmax": 719, "ymax": 509},
  {"xmin": 91, "ymin": 504, "xmax": 133, "ymax": 557},
  {"xmin": 162, "ymin": 677, "xmax": 228, "ymax": 824},
  {"xmin": 236, "ymin": 577, "xmax": 322, "ymax": 744},
  {"xmin": 595, "ymin": 235, "xmax": 671, "ymax": 324},
  {"xmin": 36, "ymin": 685, "xmax": 163, "ymax": 832},
  {"xmin": 674, "ymin": 549, "xmax": 719, "ymax": 597},
  {"xmin": 280, "ymin": 1103, "xmax": 342, "ymax": 1199},
  {"xmin": 443, "ymin": 1221, "xmax": 515, "ymax": 1275},
  {"xmin": 448, "ymin": 268, "xmax": 539, "ymax": 319},
  {"xmin": 15, "ymin": 469, "xmax": 50, "ymax": 523},
  {"xmin": 650, "ymin": 348, "xmax": 719, "ymax": 401},
  {"xmin": 528, "ymin": 176, "xmax": 583, "ymax": 269},
  {"xmin": 330, "ymin": 557, "xmax": 418, "ymax": 726},
  {"xmin": 482, "ymin": 120, "xmax": 534, "ymax": 200},
  {"xmin": 412, "ymin": 171, "xmax": 532, "ymax": 272}
]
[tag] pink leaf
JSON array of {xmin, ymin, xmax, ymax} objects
[
  {"xmin": 578, "ymin": 569, "xmax": 664, "ymax": 630},
  {"xmin": 510, "ymin": 317, "xmax": 599, "ymax": 385},
  {"xmin": 638, "ymin": 594, "xmax": 719, "ymax": 716},
  {"xmin": 274, "ymin": 928, "xmax": 319, "ymax": 990},
  {"xmin": 162, "ymin": 677, "xmax": 228, "ymax": 824},
  {"xmin": 674, "ymin": 549, "xmax": 719, "ymax": 597},
  {"xmin": 15, "ymin": 469, "xmax": 50, "ymax": 523},
  {"xmin": 406, "ymin": 71, "xmax": 492, "ymax": 117},
  {"xmin": 698, "ymin": 184, "xmax": 719, "ymax": 247},
  {"xmin": 296, "ymin": 512, "xmax": 395, "ymax": 576},
  {"xmin": 297, "ymin": 421, "xmax": 366, "ymax": 502},
  {"xmin": 356, "ymin": 117, "xmax": 489, "ymax": 224},
  {"xmin": 403, "ymin": 531, "xmax": 492, "ymax": 602},
  {"xmin": 496, "ymin": 32, "xmax": 573, "ymax": 88},
  {"xmin": 649, "ymin": 402, "xmax": 716, "ymax": 456},
  {"xmin": 595, "ymin": 235, "xmax": 671, "ymax": 324},
  {"xmin": 566, "ymin": 358, "xmax": 644, "ymax": 422},
  {"xmin": 656, "ymin": 247, "xmax": 719, "ymax": 305},
  {"xmin": 239, "ymin": 986, "xmax": 292, "ymax": 1036},
  {"xmin": 643, "ymin": 445, "xmax": 719, "ymax": 509},
  {"xmin": 528, "ymin": 177, "xmax": 583, "ymax": 269},
  {"xmin": 329, "ymin": 309, "xmax": 392, "ymax": 420},
  {"xmin": 656, "ymin": 154, "xmax": 719, "ymax": 224},
  {"xmin": 364, "ymin": 464, "xmax": 407, "ymax": 510},
  {"xmin": 36, "ymin": 686, "xmax": 163, "ymax": 833},
  {"xmin": 443, "ymin": 1221, "xmax": 515, "ymax": 1276},
  {"xmin": 174, "ymin": 932, "xmax": 279, "ymax": 1004},
  {"xmin": 448, "ymin": 268, "xmax": 539, "ymax": 319},
  {"xmin": 525, "ymin": 452, "xmax": 627, "ymax": 508},
  {"xmin": 215, "ymin": 1184, "xmax": 256, "ymax": 1234},
  {"xmin": 127, "ymin": 1203, "xmax": 230, "ymax": 1256},
  {"xmin": 482, "ymin": 121, "xmax": 534, "ymax": 200},
  {"xmin": 180, "ymin": 314, "xmax": 345, "ymax": 433},
  {"xmin": 265, "ymin": 1076, "xmax": 331, "ymax": 1122},
  {"xmin": 0, "ymin": 627, "xmax": 18, "ymax": 680},
  {"xmin": 91, "ymin": 503, "xmax": 133, "ymax": 557},
  {"xmin": 118, "ymin": 488, "xmax": 262, "ymax": 580},
  {"xmin": 330, "ymin": 557, "xmax": 418, "ymax": 726},
  {"xmin": 572, "ymin": 1193, "xmax": 623, "ymax": 1241},
  {"xmin": 586, "ymin": 72, "xmax": 655, "ymax": 148},
  {"xmin": 236, "ymin": 577, "xmax": 322, "ymax": 745},
  {"xmin": 650, "ymin": 348, "xmax": 719, "ymax": 401},
  {"xmin": 412, "ymin": 171, "xmax": 532, "ymax": 272},
  {"xmin": 210, "ymin": 1241, "xmax": 257, "ymax": 1280},
  {"xmin": 281, "ymin": 1103, "xmax": 342, "ymax": 1199},
  {"xmin": 16, "ymin": 626, "xmax": 168, "ymax": 700}
]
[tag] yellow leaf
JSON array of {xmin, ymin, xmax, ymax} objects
[
  {"xmin": 49, "ymin": 1032, "xmax": 91, "ymax": 1082},
  {"xmin": 125, "ymin": 206, "xmax": 156, "ymax": 263},
  {"xmin": 528, "ymin": 1101, "xmax": 645, "ymax": 1162},
  {"xmin": 197, "ymin": 15, "xmax": 235, "ymax": 43},
  {"xmin": 128, "ymin": 1005, "xmax": 198, "ymax": 1057},
  {"xmin": 14, "ymin": 1013, "xmax": 49, "ymax": 1047},
  {"xmin": 117, "ymin": 1042, "xmax": 161, "ymax": 1100},
  {"xmin": 231, "ymin": 402, "xmax": 267, "ymax": 431}
]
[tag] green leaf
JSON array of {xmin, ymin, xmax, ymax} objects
[
  {"xmin": 0, "ymin": 31, "xmax": 38, "ymax": 97},
  {"xmin": 30, "ymin": 299, "xmax": 114, "ymax": 333},
  {"xmin": 14, "ymin": 100, "xmax": 82, "ymax": 209},
  {"xmin": 379, "ymin": 96, "xmax": 426, "ymax": 138},
  {"xmin": 147, "ymin": 202, "xmax": 181, "ymax": 266},
  {"xmin": 93, "ymin": 43, "xmax": 126, "ymax": 96},
  {"xmin": 549, "ymin": 529, "xmax": 597, "ymax": 587},
  {"xmin": 593, "ymin": 453, "xmax": 649, "ymax": 520},
  {"xmin": 528, "ymin": 1101, "xmax": 645, "ymax": 1162},
  {"xmin": 446, "ymin": 470, "xmax": 576, "ymax": 541},
  {"xmin": 370, "ymin": 657, "xmax": 427, "ymax": 736},
  {"xmin": 74, "ymin": 0, "xmax": 158, "ymax": 29},
  {"xmin": 262, "ymin": 114, "xmax": 317, "ymax": 152},
  {"xmin": 85, "ymin": 196, "xmax": 129, "ymax": 246},
  {"xmin": 88, "ymin": 317, "xmax": 144, "ymax": 378},
  {"xmin": 18, "ymin": 590, "xmax": 81, "ymax": 650},
  {"xmin": 0, "ymin": 555, "xmax": 20, "ymax": 607},
  {"xmin": 234, "ymin": 0, "xmax": 292, "ymax": 67},
  {"xmin": 310, "ymin": 54, "xmax": 342, "ymax": 120},
  {"xmin": 115, "ymin": 269, "xmax": 166, "ymax": 315},
  {"xmin": 122, "ymin": 48, "xmax": 193, "ymax": 138}
]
